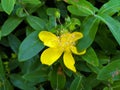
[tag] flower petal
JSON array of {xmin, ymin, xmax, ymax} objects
[
  {"xmin": 63, "ymin": 50, "xmax": 76, "ymax": 72},
  {"xmin": 41, "ymin": 48, "xmax": 63, "ymax": 65},
  {"xmin": 38, "ymin": 31, "xmax": 59, "ymax": 47},
  {"xmin": 71, "ymin": 46, "xmax": 86, "ymax": 55},
  {"xmin": 71, "ymin": 32, "xmax": 83, "ymax": 42}
]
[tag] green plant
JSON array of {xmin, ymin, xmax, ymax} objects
[{"xmin": 0, "ymin": 0, "xmax": 120, "ymax": 90}]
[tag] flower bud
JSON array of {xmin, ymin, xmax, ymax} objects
[{"xmin": 55, "ymin": 11, "xmax": 60, "ymax": 18}]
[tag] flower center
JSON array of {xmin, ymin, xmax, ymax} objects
[{"xmin": 58, "ymin": 33, "xmax": 75, "ymax": 50}]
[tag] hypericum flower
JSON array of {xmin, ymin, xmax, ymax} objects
[{"xmin": 38, "ymin": 31, "xmax": 86, "ymax": 72}]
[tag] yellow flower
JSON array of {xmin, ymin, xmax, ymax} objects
[{"xmin": 38, "ymin": 31, "xmax": 86, "ymax": 72}]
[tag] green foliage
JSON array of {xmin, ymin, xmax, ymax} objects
[
  {"xmin": 67, "ymin": 0, "xmax": 98, "ymax": 16},
  {"xmin": 22, "ymin": 65, "xmax": 49, "ymax": 83},
  {"xmin": 1, "ymin": 0, "xmax": 16, "ymax": 14},
  {"xmin": 49, "ymin": 69, "xmax": 66, "ymax": 90},
  {"xmin": 8, "ymin": 34, "xmax": 21, "ymax": 54},
  {"xmin": 70, "ymin": 75, "xmax": 83, "ymax": 90},
  {"xmin": 97, "ymin": 60, "xmax": 120, "ymax": 81},
  {"xmin": 18, "ymin": 31, "xmax": 44, "ymax": 61},
  {"xmin": 96, "ymin": 14, "xmax": 120, "ymax": 45},
  {"xmin": 26, "ymin": 15, "xmax": 45, "ymax": 30},
  {"xmin": 1, "ymin": 0, "xmax": 120, "ymax": 89},
  {"xmin": 10, "ymin": 74, "xmax": 36, "ymax": 90},
  {"xmin": 98, "ymin": 0, "xmax": 120, "ymax": 15},
  {"xmin": 1, "ymin": 17, "xmax": 23, "ymax": 36},
  {"xmin": 77, "ymin": 16, "xmax": 99, "ymax": 50},
  {"xmin": 82, "ymin": 47, "xmax": 99, "ymax": 67}
]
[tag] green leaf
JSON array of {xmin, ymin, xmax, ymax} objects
[
  {"xmin": 103, "ymin": 87, "xmax": 109, "ymax": 90},
  {"xmin": 67, "ymin": 5, "xmax": 91, "ymax": 16},
  {"xmin": 97, "ymin": 60, "xmax": 120, "ymax": 81},
  {"xmin": 1, "ymin": 17, "xmax": 23, "ymax": 37},
  {"xmin": 9, "ymin": 58, "xmax": 19, "ymax": 71},
  {"xmin": 99, "ymin": 0, "xmax": 120, "ymax": 15},
  {"xmin": 0, "ymin": 37, "xmax": 9, "ymax": 47},
  {"xmin": 19, "ymin": 56, "xmax": 39, "ymax": 73},
  {"xmin": 46, "ymin": 8, "xmax": 60, "ymax": 16},
  {"xmin": 18, "ymin": 31, "xmax": 44, "ymax": 61},
  {"xmin": 37, "ymin": 7, "xmax": 48, "ymax": 21},
  {"xmin": 39, "ymin": 87, "xmax": 45, "ymax": 90},
  {"xmin": 95, "ymin": 26, "xmax": 117, "ymax": 54},
  {"xmin": 8, "ymin": 34, "xmax": 21, "ymax": 54},
  {"xmin": 1, "ymin": 0, "xmax": 16, "ymax": 14},
  {"xmin": 22, "ymin": 0, "xmax": 41, "ymax": 5},
  {"xmin": 70, "ymin": 75, "xmax": 83, "ymax": 90},
  {"xmin": 83, "ymin": 74, "xmax": 100, "ymax": 90},
  {"xmin": 10, "ymin": 74, "xmax": 36, "ymax": 90},
  {"xmin": 98, "ymin": 52, "xmax": 111, "ymax": 65},
  {"xmin": 112, "ymin": 81, "xmax": 120, "ymax": 89},
  {"xmin": 67, "ymin": 0, "xmax": 98, "ymax": 16},
  {"xmin": 16, "ymin": 8, "xmax": 27, "ymax": 17},
  {"xmin": 23, "ymin": 65, "xmax": 49, "ymax": 83},
  {"xmin": 49, "ymin": 70, "xmax": 66, "ymax": 90},
  {"xmin": 96, "ymin": 14, "xmax": 120, "ymax": 45},
  {"xmin": 0, "ymin": 3, "xmax": 3, "ymax": 11},
  {"xmin": 26, "ymin": 15, "xmax": 45, "ymax": 31},
  {"xmin": 87, "ymin": 64, "xmax": 100, "ymax": 74},
  {"xmin": 75, "ymin": 61, "xmax": 91, "ymax": 72},
  {"xmin": 0, "ymin": 79, "xmax": 14, "ymax": 90},
  {"xmin": 113, "ymin": 87, "xmax": 120, "ymax": 90},
  {"xmin": 82, "ymin": 47, "xmax": 99, "ymax": 67},
  {"xmin": 95, "ymin": 36, "xmax": 117, "ymax": 53},
  {"xmin": 77, "ymin": 16, "xmax": 99, "ymax": 51},
  {"xmin": 21, "ymin": 0, "xmax": 42, "ymax": 14},
  {"xmin": 60, "ymin": 61, "xmax": 73, "ymax": 77},
  {"xmin": 46, "ymin": 16, "xmax": 57, "ymax": 30}
]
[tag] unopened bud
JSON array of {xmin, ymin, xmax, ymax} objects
[{"xmin": 55, "ymin": 11, "xmax": 60, "ymax": 18}]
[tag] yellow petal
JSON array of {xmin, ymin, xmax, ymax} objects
[
  {"xmin": 41, "ymin": 48, "xmax": 63, "ymax": 65},
  {"xmin": 63, "ymin": 50, "xmax": 76, "ymax": 72},
  {"xmin": 71, "ymin": 32, "xmax": 83, "ymax": 42},
  {"xmin": 38, "ymin": 31, "xmax": 59, "ymax": 47},
  {"xmin": 70, "ymin": 46, "xmax": 86, "ymax": 55}
]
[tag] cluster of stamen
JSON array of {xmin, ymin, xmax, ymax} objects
[{"xmin": 57, "ymin": 33, "xmax": 76, "ymax": 50}]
